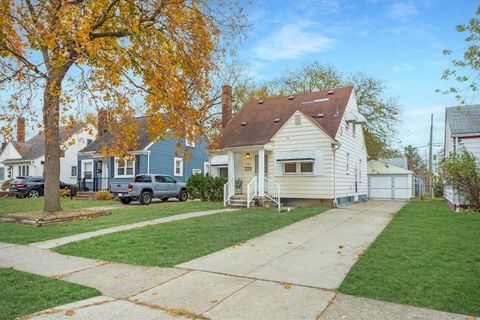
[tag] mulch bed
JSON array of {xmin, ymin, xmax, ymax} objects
[{"xmin": 0, "ymin": 209, "xmax": 112, "ymax": 227}]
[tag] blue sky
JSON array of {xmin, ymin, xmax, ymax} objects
[{"xmin": 234, "ymin": 0, "xmax": 477, "ymax": 155}]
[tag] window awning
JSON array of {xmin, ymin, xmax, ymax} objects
[
  {"xmin": 276, "ymin": 158, "xmax": 315, "ymax": 163},
  {"xmin": 211, "ymin": 155, "xmax": 228, "ymax": 167}
]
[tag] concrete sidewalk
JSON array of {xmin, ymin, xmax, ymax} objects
[{"xmin": 29, "ymin": 208, "xmax": 238, "ymax": 249}]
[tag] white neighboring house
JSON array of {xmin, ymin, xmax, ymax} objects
[
  {"xmin": 211, "ymin": 85, "xmax": 368, "ymax": 208},
  {"xmin": 444, "ymin": 105, "xmax": 480, "ymax": 209},
  {"xmin": 0, "ymin": 124, "xmax": 96, "ymax": 184}
]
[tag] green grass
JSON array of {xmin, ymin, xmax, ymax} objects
[
  {"xmin": 55, "ymin": 206, "xmax": 328, "ymax": 267},
  {"xmin": 0, "ymin": 197, "xmax": 116, "ymax": 215},
  {"xmin": 339, "ymin": 200, "xmax": 480, "ymax": 317},
  {"xmin": 0, "ymin": 201, "xmax": 223, "ymax": 244},
  {"xmin": 0, "ymin": 268, "xmax": 100, "ymax": 320}
]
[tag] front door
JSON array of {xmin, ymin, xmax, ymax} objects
[{"xmin": 255, "ymin": 154, "xmax": 269, "ymax": 192}]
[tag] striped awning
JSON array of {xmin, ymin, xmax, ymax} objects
[
  {"xmin": 276, "ymin": 158, "xmax": 315, "ymax": 163},
  {"xmin": 211, "ymin": 155, "xmax": 228, "ymax": 167}
]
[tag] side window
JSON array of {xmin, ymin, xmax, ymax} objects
[
  {"xmin": 134, "ymin": 175, "xmax": 152, "ymax": 183},
  {"xmin": 155, "ymin": 176, "xmax": 164, "ymax": 183},
  {"xmin": 164, "ymin": 176, "xmax": 175, "ymax": 183},
  {"xmin": 346, "ymin": 153, "xmax": 350, "ymax": 174}
]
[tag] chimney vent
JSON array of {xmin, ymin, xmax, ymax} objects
[
  {"xmin": 16, "ymin": 117, "xmax": 25, "ymax": 142},
  {"xmin": 313, "ymin": 113, "xmax": 325, "ymax": 118},
  {"xmin": 222, "ymin": 85, "xmax": 232, "ymax": 128},
  {"xmin": 288, "ymin": 95, "xmax": 294, "ymax": 100},
  {"xmin": 241, "ymin": 121, "xmax": 248, "ymax": 126},
  {"xmin": 273, "ymin": 118, "xmax": 280, "ymax": 123},
  {"xmin": 327, "ymin": 90, "xmax": 334, "ymax": 95},
  {"xmin": 258, "ymin": 100, "xmax": 264, "ymax": 104},
  {"xmin": 98, "ymin": 108, "xmax": 107, "ymax": 137}
]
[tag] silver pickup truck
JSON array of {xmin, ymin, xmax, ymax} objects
[{"xmin": 109, "ymin": 174, "xmax": 188, "ymax": 205}]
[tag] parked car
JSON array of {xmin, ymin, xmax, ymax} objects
[
  {"xmin": 8, "ymin": 176, "xmax": 73, "ymax": 198},
  {"xmin": 109, "ymin": 174, "xmax": 188, "ymax": 205}
]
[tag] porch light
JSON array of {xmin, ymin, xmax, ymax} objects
[{"xmin": 246, "ymin": 152, "xmax": 251, "ymax": 160}]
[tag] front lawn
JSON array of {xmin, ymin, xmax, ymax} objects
[
  {"xmin": 0, "ymin": 197, "xmax": 116, "ymax": 215},
  {"xmin": 0, "ymin": 201, "xmax": 223, "ymax": 244},
  {"xmin": 339, "ymin": 200, "xmax": 480, "ymax": 317},
  {"xmin": 0, "ymin": 268, "xmax": 100, "ymax": 320},
  {"xmin": 55, "ymin": 206, "xmax": 328, "ymax": 267}
]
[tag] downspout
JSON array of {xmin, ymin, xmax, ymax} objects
[
  {"xmin": 332, "ymin": 142, "xmax": 341, "ymax": 208},
  {"xmin": 147, "ymin": 152, "xmax": 150, "ymax": 174}
]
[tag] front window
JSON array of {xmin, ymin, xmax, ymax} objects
[
  {"xmin": 18, "ymin": 165, "xmax": 29, "ymax": 177},
  {"xmin": 174, "ymin": 157, "xmax": 183, "ymax": 177},
  {"xmin": 115, "ymin": 158, "xmax": 135, "ymax": 178},
  {"xmin": 300, "ymin": 162, "xmax": 313, "ymax": 173},
  {"xmin": 284, "ymin": 163, "xmax": 297, "ymax": 174},
  {"xmin": 283, "ymin": 162, "xmax": 314, "ymax": 175}
]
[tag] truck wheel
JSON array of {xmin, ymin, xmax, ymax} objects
[
  {"xmin": 161, "ymin": 197, "xmax": 169, "ymax": 202},
  {"xmin": 178, "ymin": 190, "xmax": 188, "ymax": 202},
  {"xmin": 120, "ymin": 198, "xmax": 132, "ymax": 205},
  {"xmin": 140, "ymin": 191, "xmax": 152, "ymax": 205}
]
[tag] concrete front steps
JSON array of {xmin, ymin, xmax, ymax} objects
[{"xmin": 75, "ymin": 192, "xmax": 97, "ymax": 200}]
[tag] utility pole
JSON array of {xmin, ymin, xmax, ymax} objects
[{"xmin": 429, "ymin": 113, "xmax": 434, "ymax": 199}]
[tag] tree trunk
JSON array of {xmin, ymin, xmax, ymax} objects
[{"xmin": 42, "ymin": 78, "xmax": 63, "ymax": 214}]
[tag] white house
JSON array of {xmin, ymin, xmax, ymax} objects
[
  {"xmin": 444, "ymin": 105, "xmax": 480, "ymax": 209},
  {"xmin": 211, "ymin": 85, "xmax": 368, "ymax": 208},
  {"xmin": 0, "ymin": 119, "xmax": 96, "ymax": 184},
  {"xmin": 367, "ymin": 160, "xmax": 415, "ymax": 200}
]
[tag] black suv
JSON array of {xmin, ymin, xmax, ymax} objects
[{"xmin": 9, "ymin": 176, "xmax": 72, "ymax": 198}]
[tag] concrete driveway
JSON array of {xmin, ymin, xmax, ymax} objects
[
  {"xmin": 178, "ymin": 200, "xmax": 406, "ymax": 289},
  {"xmin": 129, "ymin": 200, "xmax": 407, "ymax": 319}
]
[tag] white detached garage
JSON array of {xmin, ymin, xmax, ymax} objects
[{"xmin": 368, "ymin": 160, "xmax": 414, "ymax": 200}]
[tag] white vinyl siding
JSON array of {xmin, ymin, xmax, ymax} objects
[
  {"xmin": 269, "ymin": 111, "xmax": 335, "ymax": 199},
  {"xmin": 333, "ymin": 92, "xmax": 368, "ymax": 199}
]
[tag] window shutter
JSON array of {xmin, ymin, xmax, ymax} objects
[
  {"xmin": 314, "ymin": 150, "xmax": 323, "ymax": 176},
  {"xmin": 110, "ymin": 157, "xmax": 115, "ymax": 178}
]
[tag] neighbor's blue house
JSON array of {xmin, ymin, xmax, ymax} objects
[{"xmin": 76, "ymin": 116, "xmax": 209, "ymax": 192}]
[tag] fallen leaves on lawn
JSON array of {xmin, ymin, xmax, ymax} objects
[
  {"xmin": 49, "ymin": 274, "xmax": 64, "ymax": 279},
  {"xmin": 65, "ymin": 309, "xmax": 75, "ymax": 317}
]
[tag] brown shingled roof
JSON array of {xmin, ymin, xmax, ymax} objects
[{"xmin": 218, "ymin": 86, "xmax": 353, "ymax": 148}]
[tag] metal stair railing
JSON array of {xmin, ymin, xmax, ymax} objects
[{"xmin": 264, "ymin": 176, "xmax": 281, "ymax": 212}]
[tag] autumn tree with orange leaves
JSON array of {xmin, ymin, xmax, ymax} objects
[{"xmin": 0, "ymin": 0, "xmax": 246, "ymax": 213}]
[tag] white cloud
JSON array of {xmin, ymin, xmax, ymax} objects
[
  {"xmin": 388, "ymin": 2, "xmax": 418, "ymax": 20},
  {"xmin": 392, "ymin": 63, "xmax": 414, "ymax": 73},
  {"xmin": 252, "ymin": 21, "xmax": 334, "ymax": 61}
]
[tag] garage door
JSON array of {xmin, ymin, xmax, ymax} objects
[{"xmin": 369, "ymin": 175, "xmax": 410, "ymax": 200}]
